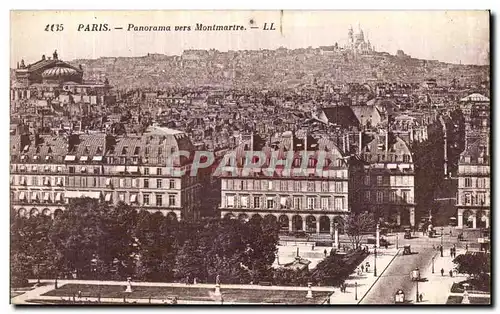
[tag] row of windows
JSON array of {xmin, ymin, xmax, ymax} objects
[
  {"xmin": 11, "ymin": 175, "xmax": 179, "ymax": 190},
  {"xmin": 363, "ymin": 154, "xmax": 411, "ymax": 163},
  {"xmin": 363, "ymin": 175, "xmax": 413, "ymax": 186},
  {"xmin": 225, "ymin": 194, "xmax": 346, "ymax": 211},
  {"xmin": 460, "ymin": 193, "xmax": 488, "ymax": 206},
  {"xmin": 462, "ymin": 177, "xmax": 489, "ymax": 189},
  {"xmin": 364, "ymin": 190, "xmax": 413, "ymax": 204},
  {"xmin": 13, "ymin": 164, "xmax": 170, "ymax": 176},
  {"xmin": 12, "ymin": 191, "xmax": 178, "ymax": 207},
  {"xmin": 223, "ymin": 179, "xmax": 347, "ymax": 193}
]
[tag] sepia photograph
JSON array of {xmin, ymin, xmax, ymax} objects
[{"xmin": 9, "ymin": 9, "xmax": 491, "ymax": 306}]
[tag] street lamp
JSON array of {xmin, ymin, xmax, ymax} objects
[
  {"xmin": 355, "ymin": 282, "xmax": 358, "ymax": 300},
  {"xmin": 411, "ymin": 268, "xmax": 421, "ymax": 303},
  {"xmin": 374, "ymin": 247, "xmax": 377, "ymax": 277},
  {"xmin": 432, "ymin": 256, "xmax": 435, "ymax": 274},
  {"xmin": 396, "ymin": 233, "xmax": 399, "ymax": 249},
  {"xmin": 440, "ymin": 227, "xmax": 444, "ymax": 257}
]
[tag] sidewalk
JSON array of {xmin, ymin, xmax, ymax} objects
[
  {"xmin": 412, "ymin": 248, "xmax": 468, "ymax": 305},
  {"xmin": 328, "ymin": 248, "xmax": 400, "ymax": 304}
]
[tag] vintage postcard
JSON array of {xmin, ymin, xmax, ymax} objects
[{"xmin": 10, "ymin": 10, "xmax": 490, "ymax": 305}]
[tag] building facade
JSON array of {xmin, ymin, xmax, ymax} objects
[
  {"xmin": 10, "ymin": 126, "xmax": 202, "ymax": 221},
  {"xmin": 357, "ymin": 131, "xmax": 416, "ymax": 226}
]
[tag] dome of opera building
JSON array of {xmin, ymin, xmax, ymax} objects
[{"xmin": 41, "ymin": 66, "xmax": 81, "ymax": 82}]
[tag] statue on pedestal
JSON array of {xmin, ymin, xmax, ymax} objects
[
  {"xmin": 125, "ymin": 277, "xmax": 133, "ymax": 293},
  {"xmin": 306, "ymin": 282, "xmax": 313, "ymax": 299}
]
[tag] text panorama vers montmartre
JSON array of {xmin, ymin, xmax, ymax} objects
[{"xmin": 126, "ymin": 24, "xmax": 247, "ymax": 31}]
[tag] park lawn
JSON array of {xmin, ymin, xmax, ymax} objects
[
  {"xmin": 446, "ymin": 296, "xmax": 491, "ymax": 305},
  {"xmin": 42, "ymin": 284, "xmax": 330, "ymax": 304},
  {"xmin": 11, "ymin": 291, "xmax": 25, "ymax": 298}
]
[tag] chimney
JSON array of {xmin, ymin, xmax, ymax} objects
[{"xmin": 20, "ymin": 134, "xmax": 31, "ymax": 152}]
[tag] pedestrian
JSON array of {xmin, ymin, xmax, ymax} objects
[
  {"xmin": 433, "ymin": 244, "xmax": 435, "ymax": 250},
  {"xmin": 324, "ymin": 249, "xmax": 327, "ymax": 257},
  {"xmin": 361, "ymin": 264, "xmax": 365, "ymax": 272},
  {"xmin": 78, "ymin": 290, "xmax": 82, "ymax": 298},
  {"xmin": 449, "ymin": 230, "xmax": 452, "ymax": 236},
  {"xmin": 385, "ymin": 243, "xmax": 388, "ymax": 249},
  {"xmin": 465, "ymin": 244, "xmax": 468, "ymax": 251},
  {"xmin": 419, "ymin": 293, "xmax": 423, "ymax": 302},
  {"xmin": 450, "ymin": 248, "xmax": 453, "ymax": 257},
  {"xmin": 441, "ymin": 268, "xmax": 444, "ymax": 276},
  {"xmin": 449, "ymin": 270, "xmax": 453, "ymax": 277}
]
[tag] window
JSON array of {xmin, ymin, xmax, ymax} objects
[
  {"xmin": 390, "ymin": 190, "xmax": 397, "ymax": 203},
  {"xmin": 132, "ymin": 178, "xmax": 138, "ymax": 188},
  {"xmin": 266, "ymin": 197, "xmax": 274, "ymax": 209},
  {"xmin": 383, "ymin": 176, "xmax": 390, "ymax": 185},
  {"xmin": 253, "ymin": 196, "xmax": 260, "ymax": 208},
  {"xmin": 69, "ymin": 166, "xmax": 75, "ymax": 174},
  {"xmin": 477, "ymin": 193, "xmax": 486, "ymax": 206},
  {"xmin": 335, "ymin": 182, "xmax": 343, "ymax": 193},
  {"xmin": 254, "ymin": 180, "xmax": 260, "ymax": 190},
  {"xmin": 307, "ymin": 197, "xmax": 315, "ymax": 210},
  {"xmin": 119, "ymin": 178, "xmax": 125, "ymax": 188},
  {"xmin": 321, "ymin": 197, "xmax": 329, "ymax": 210},
  {"xmin": 156, "ymin": 194, "xmax": 163, "ymax": 207},
  {"xmin": 227, "ymin": 195, "xmax": 235, "ymax": 208},
  {"xmin": 143, "ymin": 194, "xmax": 150, "ymax": 205},
  {"xmin": 227, "ymin": 179, "xmax": 234, "ymax": 190},
  {"xmin": 169, "ymin": 179, "xmax": 175, "ymax": 189},
  {"xmin": 144, "ymin": 168, "xmax": 150, "ymax": 175},
  {"xmin": 119, "ymin": 193, "xmax": 125, "ymax": 202},
  {"xmin": 307, "ymin": 182, "xmax": 315, "ymax": 192},
  {"xmin": 241, "ymin": 195, "xmax": 249, "ymax": 208},
  {"xmin": 144, "ymin": 179, "xmax": 149, "ymax": 188},
  {"xmin": 157, "ymin": 168, "xmax": 162, "ymax": 176},
  {"xmin": 322, "ymin": 182, "xmax": 329, "ymax": 192},
  {"xmin": 364, "ymin": 191, "xmax": 371, "ymax": 202},
  {"xmin": 281, "ymin": 181, "xmax": 287, "ymax": 191},
  {"xmin": 334, "ymin": 197, "xmax": 344, "ymax": 210},
  {"xmin": 377, "ymin": 176, "xmax": 383, "ymax": 186},
  {"xmin": 279, "ymin": 196, "xmax": 288, "ymax": 209},
  {"xmin": 157, "ymin": 179, "xmax": 162, "ymax": 188},
  {"xmin": 268, "ymin": 181, "xmax": 273, "ymax": 190},
  {"xmin": 376, "ymin": 191, "xmax": 384, "ymax": 203},
  {"xmin": 464, "ymin": 194, "xmax": 471, "ymax": 205},
  {"xmin": 294, "ymin": 197, "xmax": 302, "ymax": 210},
  {"xmin": 294, "ymin": 181, "xmax": 301, "ymax": 192},
  {"xmin": 403, "ymin": 155, "xmax": 411, "ymax": 163},
  {"xmin": 93, "ymin": 167, "xmax": 100, "ymax": 175},
  {"xmin": 464, "ymin": 178, "xmax": 472, "ymax": 188},
  {"xmin": 402, "ymin": 190, "xmax": 410, "ymax": 203},
  {"xmin": 32, "ymin": 176, "xmax": 38, "ymax": 186},
  {"xmin": 169, "ymin": 195, "xmax": 176, "ymax": 206}
]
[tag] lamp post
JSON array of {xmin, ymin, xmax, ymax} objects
[
  {"xmin": 440, "ymin": 227, "xmax": 444, "ymax": 257},
  {"xmin": 355, "ymin": 282, "xmax": 358, "ymax": 300},
  {"xmin": 411, "ymin": 268, "xmax": 420, "ymax": 303},
  {"xmin": 374, "ymin": 247, "xmax": 377, "ymax": 277},
  {"xmin": 396, "ymin": 233, "xmax": 399, "ymax": 249},
  {"xmin": 432, "ymin": 256, "xmax": 435, "ymax": 274}
]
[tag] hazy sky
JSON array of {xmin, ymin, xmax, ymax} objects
[{"xmin": 10, "ymin": 10, "xmax": 490, "ymax": 66}]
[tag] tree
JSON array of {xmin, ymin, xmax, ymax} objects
[
  {"xmin": 453, "ymin": 252, "xmax": 490, "ymax": 279},
  {"xmin": 345, "ymin": 212, "xmax": 376, "ymax": 249}
]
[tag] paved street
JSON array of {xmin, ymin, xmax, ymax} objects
[{"xmin": 360, "ymin": 246, "xmax": 435, "ymax": 304}]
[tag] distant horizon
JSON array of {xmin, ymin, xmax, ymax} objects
[{"xmin": 11, "ymin": 11, "xmax": 490, "ymax": 67}]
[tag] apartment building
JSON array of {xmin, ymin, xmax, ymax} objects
[
  {"xmin": 219, "ymin": 131, "xmax": 350, "ymax": 234},
  {"xmin": 10, "ymin": 126, "xmax": 202, "ymax": 221}
]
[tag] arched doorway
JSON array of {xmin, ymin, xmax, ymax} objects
[
  {"xmin": 224, "ymin": 213, "xmax": 235, "ymax": 220},
  {"xmin": 250, "ymin": 214, "xmax": 262, "ymax": 223},
  {"xmin": 42, "ymin": 208, "xmax": 51, "ymax": 216},
  {"xmin": 319, "ymin": 216, "xmax": 331, "ymax": 233},
  {"xmin": 279, "ymin": 215, "xmax": 289, "ymax": 232},
  {"xmin": 166, "ymin": 212, "xmax": 177, "ymax": 221},
  {"xmin": 54, "ymin": 208, "xmax": 63, "ymax": 218},
  {"xmin": 477, "ymin": 211, "xmax": 487, "ymax": 229},
  {"xmin": 238, "ymin": 213, "xmax": 249, "ymax": 223},
  {"xmin": 306, "ymin": 216, "xmax": 317, "ymax": 233},
  {"xmin": 292, "ymin": 215, "xmax": 303, "ymax": 231},
  {"xmin": 264, "ymin": 214, "xmax": 277, "ymax": 225},
  {"xmin": 30, "ymin": 208, "xmax": 39, "ymax": 217},
  {"xmin": 462, "ymin": 210, "xmax": 473, "ymax": 228},
  {"xmin": 18, "ymin": 208, "xmax": 26, "ymax": 218}
]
